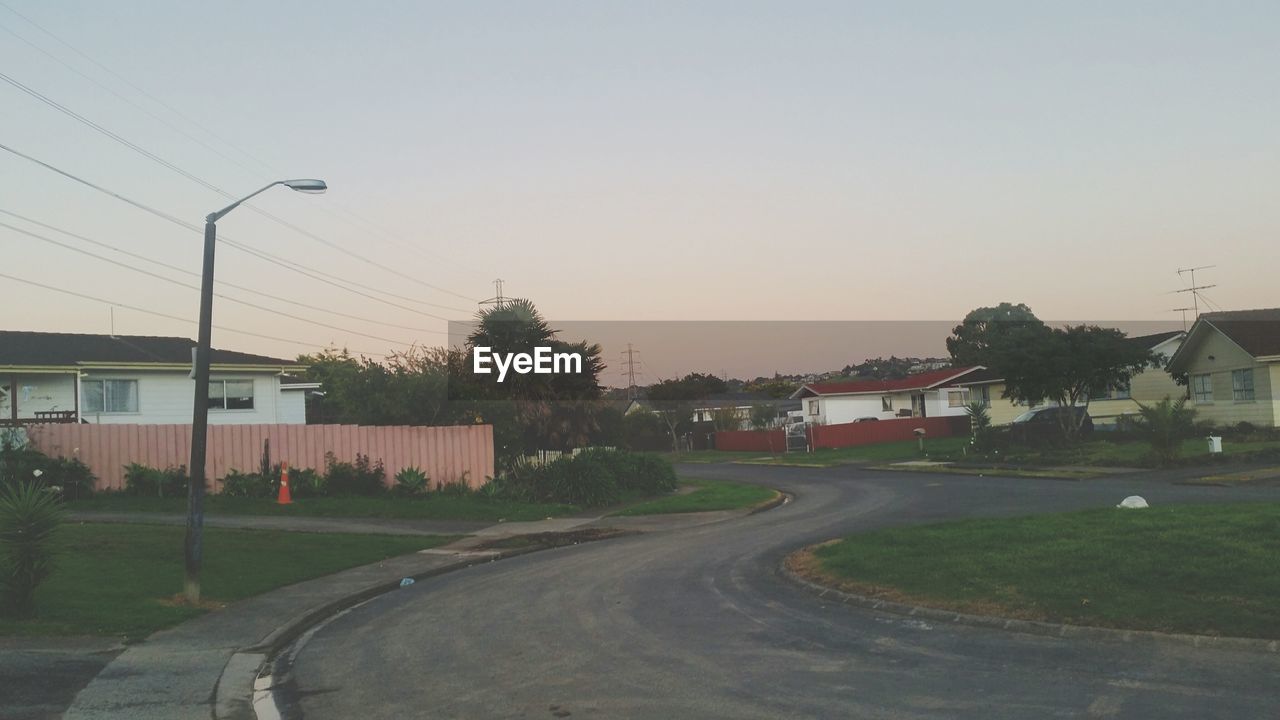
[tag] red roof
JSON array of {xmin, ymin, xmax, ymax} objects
[{"xmin": 801, "ymin": 366, "xmax": 983, "ymax": 396}]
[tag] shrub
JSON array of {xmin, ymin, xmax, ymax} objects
[
  {"xmin": 324, "ymin": 453, "xmax": 385, "ymax": 496},
  {"xmin": 0, "ymin": 481, "xmax": 65, "ymax": 617},
  {"xmin": 435, "ymin": 477, "xmax": 472, "ymax": 497},
  {"xmin": 220, "ymin": 469, "xmax": 272, "ymax": 498},
  {"xmin": 538, "ymin": 454, "xmax": 619, "ymax": 507},
  {"xmin": 0, "ymin": 444, "xmax": 96, "ymax": 499},
  {"xmin": 394, "ymin": 467, "xmax": 429, "ymax": 496},
  {"xmin": 1134, "ymin": 396, "xmax": 1197, "ymax": 467},
  {"xmin": 123, "ymin": 463, "xmax": 191, "ymax": 498},
  {"xmin": 288, "ymin": 467, "xmax": 326, "ymax": 498}
]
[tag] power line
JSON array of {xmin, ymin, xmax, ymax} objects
[
  {"xmin": 0, "ymin": 1, "xmax": 483, "ymax": 278},
  {"xmin": 0, "ymin": 209, "xmax": 447, "ymax": 335},
  {"xmin": 0, "ymin": 142, "xmax": 469, "ymax": 318},
  {"xmin": 0, "ymin": 220, "xmax": 425, "ymax": 345},
  {"xmin": 0, "ymin": 271, "xmax": 386, "ymax": 357},
  {"xmin": 0, "ymin": 69, "xmax": 479, "ymax": 302}
]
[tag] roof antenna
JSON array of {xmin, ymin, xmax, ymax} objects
[
  {"xmin": 109, "ymin": 306, "xmax": 116, "ymax": 337},
  {"xmin": 1175, "ymin": 266, "xmax": 1216, "ymax": 319}
]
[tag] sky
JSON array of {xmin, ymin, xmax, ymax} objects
[{"xmin": 1, "ymin": 2, "xmax": 1275, "ymax": 377}]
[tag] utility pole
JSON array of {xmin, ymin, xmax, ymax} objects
[{"xmin": 1175, "ymin": 265, "xmax": 1217, "ymax": 318}]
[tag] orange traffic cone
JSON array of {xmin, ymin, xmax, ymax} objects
[{"xmin": 277, "ymin": 461, "xmax": 293, "ymax": 505}]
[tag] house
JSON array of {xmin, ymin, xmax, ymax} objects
[
  {"xmin": 1166, "ymin": 309, "xmax": 1280, "ymax": 428},
  {"xmin": 625, "ymin": 393, "xmax": 798, "ymax": 429},
  {"xmin": 790, "ymin": 367, "xmax": 985, "ymax": 424},
  {"xmin": 0, "ymin": 331, "xmax": 309, "ymax": 426},
  {"xmin": 951, "ymin": 331, "xmax": 1187, "ymax": 426}
]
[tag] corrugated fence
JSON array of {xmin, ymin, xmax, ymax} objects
[
  {"xmin": 24, "ymin": 423, "xmax": 494, "ymax": 492},
  {"xmin": 715, "ymin": 415, "xmax": 968, "ymax": 452}
]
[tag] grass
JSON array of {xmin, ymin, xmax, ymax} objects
[
  {"xmin": 739, "ymin": 437, "xmax": 971, "ymax": 467},
  {"xmin": 68, "ymin": 493, "xmax": 577, "ymax": 522},
  {"xmin": 992, "ymin": 436, "xmax": 1280, "ymax": 469},
  {"xmin": 0, "ymin": 523, "xmax": 456, "ymax": 640},
  {"xmin": 804, "ymin": 502, "xmax": 1280, "ymax": 639},
  {"xmin": 664, "ymin": 450, "xmax": 773, "ymax": 464},
  {"xmin": 870, "ymin": 464, "xmax": 1107, "ymax": 480},
  {"xmin": 612, "ymin": 478, "xmax": 779, "ymax": 516}
]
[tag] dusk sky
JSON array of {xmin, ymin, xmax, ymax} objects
[{"xmin": 2, "ymin": 2, "xmax": 1275, "ymax": 376}]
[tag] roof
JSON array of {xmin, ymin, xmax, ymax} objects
[
  {"xmin": 947, "ymin": 367, "xmax": 1005, "ymax": 386},
  {"xmin": 793, "ymin": 366, "xmax": 983, "ymax": 397},
  {"xmin": 1128, "ymin": 330, "xmax": 1184, "ymax": 349},
  {"xmin": 0, "ymin": 331, "xmax": 300, "ymax": 367},
  {"xmin": 1200, "ymin": 309, "xmax": 1280, "ymax": 357}
]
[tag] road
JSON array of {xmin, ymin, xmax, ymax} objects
[{"xmin": 281, "ymin": 465, "xmax": 1280, "ymax": 719}]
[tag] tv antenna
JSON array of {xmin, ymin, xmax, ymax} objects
[
  {"xmin": 1170, "ymin": 306, "xmax": 1195, "ymax": 332},
  {"xmin": 1174, "ymin": 265, "xmax": 1216, "ymax": 319}
]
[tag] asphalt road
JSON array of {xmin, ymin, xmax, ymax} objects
[{"xmin": 282, "ymin": 465, "xmax": 1280, "ymax": 719}]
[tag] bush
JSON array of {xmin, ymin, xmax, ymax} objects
[
  {"xmin": 220, "ymin": 469, "xmax": 273, "ymax": 498},
  {"xmin": 0, "ymin": 444, "xmax": 96, "ymax": 500},
  {"xmin": 123, "ymin": 463, "xmax": 191, "ymax": 498},
  {"xmin": 538, "ymin": 454, "xmax": 620, "ymax": 507},
  {"xmin": 486, "ymin": 450, "xmax": 679, "ymax": 507},
  {"xmin": 0, "ymin": 481, "xmax": 65, "ymax": 617},
  {"xmin": 1134, "ymin": 396, "xmax": 1197, "ymax": 467},
  {"xmin": 324, "ymin": 453, "xmax": 385, "ymax": 496},
  {"xmin": 288, "ymin": 467, "xmax": 326, "ymax": 498},
  {"xmin": 394, "ymin": 467, "xmax": 429, "ymax": 496}
]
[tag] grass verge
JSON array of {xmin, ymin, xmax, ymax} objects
[
  {"xmin": 797, "ymin": 502, "xmax": 1280, "ymax": 639},
  {"xmin": 870, "ymin": 464, "xmax": 1107, "ymax": 480},
  {"xmin": 612, "ymin": 479, "xmax": 779, "ymax": 516},
  {"xmin": 68, "ymin": 494, "xmax": 576, "ymax": 523},
  {"xmin": 0, "ymin": 524, "xmax": 456, "ymax": 640}
]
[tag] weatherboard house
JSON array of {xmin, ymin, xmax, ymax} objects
[
  {"xmin": 790, "ymin": 367, "xmax": 986, "ymax": 424},
  {"xmin": 0, "ymin": 331, "xmax": 314, "ymax": 426},
  {"xmin": 1166, "ymin": 309, "xmax": 1280, "ymax": 428}
]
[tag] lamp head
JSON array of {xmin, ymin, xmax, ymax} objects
[{"xmin": 282, "ymin": 179, "xmax": 327, "ymax": 194}]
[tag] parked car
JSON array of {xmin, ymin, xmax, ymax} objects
[{"xmin": 1001, "ymin": 406, "xmax": 1093, "ymax": 445}]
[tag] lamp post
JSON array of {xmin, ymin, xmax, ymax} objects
[{"xmin": 185, "ymin": 179, "xmax": 326, "ymax": 604}]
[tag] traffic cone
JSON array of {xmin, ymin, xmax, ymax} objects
[{"xmin": 277, "ymin": 461, "xmax": 293, "ymax": 505}]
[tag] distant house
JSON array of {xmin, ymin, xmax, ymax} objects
[
  {"xmin": 1166, "ymin": 309, "xmax": 1280, "ymax": 428},
  {"xmin": 0, "ymin": 331, "xmax": 309, "ymax": 426},
  {"xmin": 625, "ymin": 393, "xmax": 797, "ymax": 429},
  {"xmin": 952, "ymin": 331, "xmax": 1187, "ymax": 426},
  {"xmin": 790, "ymin": 367, "xmax": 985, "ymax": 424}
]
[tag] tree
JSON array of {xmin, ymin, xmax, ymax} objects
[
  {"xmin": 710, "ymin": 406, "xmax": 742, "ymax": 432},
  {"xmin": 749, "ymin": 403, "xmax": 778, "ymax": 431},
  {"xmin": 946, "ymin": 302, "xmax": 1045, "ymax": 367},
  {"xmin": 964, "ymin": 401, "xmax": 994, "ymax": 452},
  {"xmin": 998, "ymin": 325, "xmax": 1155, "ymax": 440},
  {"xmin": 1134, "ymin": 396, "xmax": 1197, "ymax": 466}
]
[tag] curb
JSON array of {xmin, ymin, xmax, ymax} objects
[
  {"xmin": 780, "ymin": 556, "xmax": 1280, "ymax": 655},
  {"xmin": 214, "ymin": 543, "xmax": 551, "ymax": 720},
  {"xmin": 749, "ymin": 490, "xmax": 791, "ymax": 515}
]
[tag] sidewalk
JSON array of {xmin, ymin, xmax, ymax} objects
[{"xmin": 54, "ymin": 507, "xmax": 759, "ymax": 720}]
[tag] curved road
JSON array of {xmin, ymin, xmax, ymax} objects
[{"xmin": 282, "ymin": 465, "xmax": 1280, "ymax": 719}]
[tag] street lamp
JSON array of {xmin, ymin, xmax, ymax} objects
[{"xmin": 185, "ymin": 179, "xmax": 326, "ymax": 604}]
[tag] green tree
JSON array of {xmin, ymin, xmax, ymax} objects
[
  {"xmin": 749, "ymin": 403, "xmax": 778, "ymax": 431},
  {"xmin": 0, "ymin": 482, "xmax": 65, "ymax": 617},
  {"xmin": 946, "ymin": 302, "xmax": 1045, "ymax": 367},
  {"xmin": 964, "ymin": 401, "xmax": 994, "ymax": 452}
]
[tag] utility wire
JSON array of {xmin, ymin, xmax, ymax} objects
[
  {"xmin": 0, "ymin": 219, "xmax": 439, "ymax": 344},
  {"xmin": 0, "ymin": 142, "xmax": 470, "ymax": 318},
  {"xmin": 0, "ymin": 209, "xmax": 446, "ymax": 334},
  {"xmin": 0, "ymin": 69, "xmax": 479, "ymax": 302},
  {"xmin": 0, "ymin": 271, "xmax": 387, "ymax": 357}
]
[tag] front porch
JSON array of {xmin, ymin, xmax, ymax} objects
[{"xmin": 0, "ymin": 371, "xmax": 80, "ymax": 426}]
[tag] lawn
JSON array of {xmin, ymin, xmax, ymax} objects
[
  {"xmin": 803, "ymin": 502, "xmax": 1280, "ymax": 639},
  {"xmin": 664, "ymin": 450, "xmax": 773, "ymax": 464},
  {"xmin": 994, "ymin": 436, "xmax": 1280, "ymax": 468},
  {"xmin": 0, "ymin": 524, "xmax": 456, "ymax": 640},
  {"xmin": 739, "ymin": 437, "xmax": 970, "ymax": 467},
  {"xmin": 612, "ymin": 479, "xmax": 779, "ymax": 516},
  {"xmin": 68, "ymin": 493, "xmax": 577, "ymax": 522}
]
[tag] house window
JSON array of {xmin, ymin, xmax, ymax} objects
[
  {"xmin": 948, "ymin": 389, "xmax": 969, "ymax": 408},
  {"xmin": 1191, "ymin": 374, "xmax": 1213, "ymax": 404},
  {"xmin": 82, "ymin": 379, "xmax": 139, "ymax": 413},
  {"xmin": 808, "ymin": 399, "xmax": 819, "ymax": 416},
  {"xmin": 1232, "ymin": 369, "xmax": 1255, "ymax": 402},
  {"xmin": 1090, "ymin": 382, "xmax": 1131, "ymax": 401},
  {"xmin": 881, "ymin": 396, "xmax": 893, "ymax": 412},
  {"xmin": 209, "ymin": 379, "xmax": 255, "ymax": 410},
  {"xmin": 974, "ymin": 385, "xmax": 991, "ymax": 407}
]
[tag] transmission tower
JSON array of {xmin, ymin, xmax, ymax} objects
[
  {"xmin": 479, "ymin": 278, "xmax": 507, "ymax": 310},
  {"xmin": 620, "ymin": 343, "xmax": 644, "ymax": 399}
]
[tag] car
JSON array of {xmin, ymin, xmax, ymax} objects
[{"xmin": 1002, "ymin": 406, "xmax": 1093, "ymax": 445}]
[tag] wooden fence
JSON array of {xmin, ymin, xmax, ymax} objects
[{"xmin": 24, "ymin": 423, "xmax": 494, "ymax": 492}]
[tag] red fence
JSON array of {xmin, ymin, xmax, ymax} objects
[
  {"xmin": 715, "ymin": 415, "xmax": 968, "ymax": 453},
  {"xmin": 24, "ymin": 423, "xmax": 495, "ymax": 493}
]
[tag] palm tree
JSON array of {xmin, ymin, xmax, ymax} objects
[{"xmin": 1134, "ymin": 396, "xmax": 1197, "ymax": 466}]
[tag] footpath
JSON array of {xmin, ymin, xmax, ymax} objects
[{"xmin": 11, "ymin": 507, "xmax": 760, "ymax": 720}]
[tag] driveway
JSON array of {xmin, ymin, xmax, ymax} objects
[{"xmin": 280, "ymin": 465, "xmax": 1280, "ymax": 719}]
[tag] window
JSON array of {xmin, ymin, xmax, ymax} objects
[
  {"xmin": 1090, "ymin": 382, "xmax": 1130, "ymax": 401},
  {"xmin": 948, "ymin": 389, "xmax": 969, "ymax": 408},
  {"xmin": 974, "ymin": 385, "xmax": 991, "ymax": 407},
  {"xmin": 881, "ymin": 396, "xmax": 893, "ymax": 412},
  {"xmin": 82, "ymin": 379, "xmax": 139, "ymax": 413},
  {"xmin": 1232, "ymin": 369, "xmax": 1255, "ymax": 402},
  {"xmin": 1191, "ymin": 374, "xmax": 1213, "ymax": 404},
  {"xmin": 808, "ymin": 399, "xmax": 819, "ymax": 416},
  {"xmin": 209, "ymin": 379, "xmax": 255, "ymax": 410}
]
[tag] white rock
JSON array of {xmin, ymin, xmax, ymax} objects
[{"xmin": 1117, "ymin": 495, "xmax": 1149, "ymax": 509}]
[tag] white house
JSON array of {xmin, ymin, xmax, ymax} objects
[
  {"xmin": 0, "ymin": 330, "xmax": 310, "ymax": 426},
  {"xmin": 790, "ymin": 366, "xmax": 985, "ymax": 425}
]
